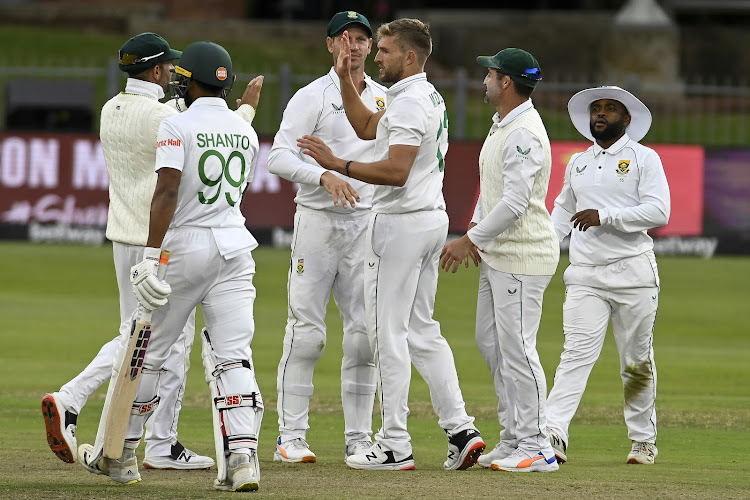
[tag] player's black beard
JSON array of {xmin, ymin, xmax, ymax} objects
[{"xmin": 590, "ymin": 116, "xmax": 627, "ymax": 143}]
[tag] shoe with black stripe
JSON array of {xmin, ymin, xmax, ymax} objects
[
  {"xmin": 143, "ymin": 441, "xmax": 214, "ymax": 470},
  {"xmin": 346, "ymin": 443, "xmax": 415, "ymax": 471},
  {"xmin": 444, "ymin": 428, "xmax": 486, "ymax": 470},
  {"xmin": 549, "ymin": 430, "xmax": 568, "ymax": 464}
]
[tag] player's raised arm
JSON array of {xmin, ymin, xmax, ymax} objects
[
  {"xmin": 336, "ymin": 30, "xmax": 383, "ymax": 140},
  {"xmin": 236, "ymin": 75, "xmax": 264, "ymax": 111}
]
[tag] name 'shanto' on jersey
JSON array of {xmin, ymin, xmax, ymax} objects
[{"xmin": 197, "ymin": 133, "xmax": 254, "ymax": 151}]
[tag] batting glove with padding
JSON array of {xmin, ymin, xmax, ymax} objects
[{"xmin": 130, "ymin": 247, "xmax": 171, "ymax": 311}]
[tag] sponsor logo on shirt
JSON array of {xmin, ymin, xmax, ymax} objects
[
  {"xmin": 156, "ymin": 138, "xmax": 181, "ymax": 148},
  {"xmin": 575, "ymin": 165, "xmax": 587, "ymax": 175},
  {"xmin": 331, "ymin": 102, "xmax": 344, "ymax": 111},
  {"xmin": 515, "ymin": 145, "xmax": 531, "ymax": 161}
]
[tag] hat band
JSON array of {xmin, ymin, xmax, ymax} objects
[
  {"xmin": 507, "ymin": 67, "xmax": 542, "ymax": 81},
  {"xmin": 119, "ymin": 51, "xmax": 165, "ymax": 66}
]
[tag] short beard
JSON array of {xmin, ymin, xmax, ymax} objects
[
  {"xmin": 590, "ymin": 117, "xmax": 627, "ymax": 143},
  {"xmin": 380, "ymin": 65, "xmax": 403, "ymax": 84}
]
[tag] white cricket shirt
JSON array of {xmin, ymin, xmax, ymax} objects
[
  {"xmin": 267, "ymin": 67, "xmax": 387, "ymax": 213},
  {"xmin": 100, "ymin": 78, "xmax": 177, "ymax": 245},
  {"xmin": 551, "ymin": 133, "xmax": 671, "ymax": 266},
  {"xmin": 155, "ymin": 97, "xmax": 260, "ymax": 257},
  {"xmin": 371, "ymin": 73, "xmax": 447, "ymax": 214}
]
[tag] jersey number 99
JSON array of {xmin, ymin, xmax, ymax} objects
[{"xmin": 198, "ymin": 149, "xmax": 246, "ymax": 206}]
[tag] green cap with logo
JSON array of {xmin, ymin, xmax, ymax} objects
[
  {"xmin": 174, "ymin": 41, "xmax": 234, "ymax": 88},
  {"xmin": 118, "ymin": 32, "xmax": 182, "ymax": 73},
  {"xmin": 476, "ymin": 48, "xmax": 542, "ymax": 88},
  {"xmin": 327, "ymin": 11, "xmax": 372, "ymax": 38}
]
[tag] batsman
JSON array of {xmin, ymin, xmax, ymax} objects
[{"xmin": 79, "ymin": 40, "xmax": 265, "ymax": 492}]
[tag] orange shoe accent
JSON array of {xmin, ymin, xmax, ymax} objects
[
  {"xmin": 42, "ymin": 395, "xmax": 75, "ymax": 463},
  {"xmin": 277, "ymin": 443, "xmax": 316, "ymax": 463},
  {"xmin": 516, "ymin": 455, "xmax": 545, "ymax": 468},
  {"xmin": 457, "ymin": 440, "xmax": 487, "ymax": 470}
]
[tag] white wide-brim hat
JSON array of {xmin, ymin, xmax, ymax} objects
[{"xmin": 568, "ymin": 86, "xmax": 652, "ymax": 142}]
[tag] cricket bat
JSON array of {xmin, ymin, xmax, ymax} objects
[{"xmin": 102, "ymin": 249, "xmax": 171, "ymax": 459}]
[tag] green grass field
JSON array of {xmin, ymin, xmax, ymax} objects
[{"xmin": 1, "ymin": 242, "xmax": 748, "ymax": 499}]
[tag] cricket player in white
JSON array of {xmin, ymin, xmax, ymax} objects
[
  {"xmin": 269, "ymin": 11, "xmax": 387, "ymax": 463},
  {"xmin": 299, "ymin": 18, "xmax": 485, "ymax": 471},
  {"xmin": 546, "ymin": 86, "xmax": 670, "ymax": 465},
  {"xmin": 441, "ymin": 48, "xmax": 560, "ymax": 473},
  {"xmin": 78, "ymin": 41, "xmax": 264, "ymax": 492},
  {"xmin": 41, "ymin": 32, "xmax": 228, "ymax": 471}
]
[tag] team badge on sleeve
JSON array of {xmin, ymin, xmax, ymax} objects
[
  {"xmin": 296, "ymin": 258, "xmax": 304, "ymax": 274},
  {"xmin": 375, "ymin": 97, "xmax": 385, "ymax": 111}
]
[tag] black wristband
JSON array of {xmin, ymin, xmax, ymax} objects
[{"xmin": 345, "ymin": 160, "xmax": 353, "ymax": 177}]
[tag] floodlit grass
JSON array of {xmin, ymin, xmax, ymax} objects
[{"xmin": 0, "ymin": 242, "xmax": 748, "ymax": 499}]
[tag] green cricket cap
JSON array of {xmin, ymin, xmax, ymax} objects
[
  {"xmin": 476, "ymin": 48, "xmax": 542, "ymax": 88},
  {"xmin": 118, "ymin": 32, "xmax": 182, "ymax": 73},
  {"xmin": 327, "ymin": 11, "xmax": 372, "ymax": 38}
]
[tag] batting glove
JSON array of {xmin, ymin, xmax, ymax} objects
[{"xmin": 130, "ymin": 247, "xmax": 171, "ymax": 311}]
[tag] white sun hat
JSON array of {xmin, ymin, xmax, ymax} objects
[{"xmin": 567, "ymin": 85, "xmax": 652, "ymax": 142}]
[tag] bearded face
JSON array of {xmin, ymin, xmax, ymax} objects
[
  {"xmin": 588, "ymin": 99, "xmax": 631, "ymax": 144},
  {"xmin": 590, "ymin": 113, "xmax": 628, "ymax": 142},
  {"xmin": 374, "ymin": 35, "xmax": 406, "ymax": 84}
]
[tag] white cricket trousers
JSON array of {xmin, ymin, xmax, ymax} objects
[
  {"xmin": 366, "ymin": 210, "xmax": 475, "ymax": 457},
  {"xmin": 57, "ymin": 241, "xmax": 195, "ymax": 458},
  {"xmin": 474, "ymin": 262, "xmax": 553, "ymax": 451},
  {"xmin": 546, "ymin": 251, "xmax": 659, "ymax": 445},
  {"xmin": 125, "ymin": 227, "xmax": 259, "ymax": 453},
  {"xmin": 276, "ymin": 207, "xmax": 376, "ymax": 446}
]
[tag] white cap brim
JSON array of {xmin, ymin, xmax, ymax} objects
[{"xmin": 567, "ymin": 86, "xmax": 652, "ymax": 142}]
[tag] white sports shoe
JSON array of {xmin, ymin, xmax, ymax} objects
[
  {"xmin": 78, "ymin": 443, "xmax": 142, "ymax": 484},
  {"xmin": 346, "ymin": 443, "xmax": 415, "ymax": 471},
  {"xmin": 143, "ymin": 441, "xmax": 214, "ymax": 470},
  {"xmin": 42, "ymin": 393, "xmax": 78, "ymax": 464},
  {"xmin": 477, "ymin": 441, "xmax": 515, "ymax": 468},
  {"xmin": 444, "ymin": 428, "xmax": 486, "ymax": 470},
  {"xmin": 549, "ymin": 430, "xmax": 568, "ymax": 464},
  {"xmin": 214, "ymin": 452, "xmax": 259, "ymax": 492},
  {"xmin": 273, "ymin": 437, "xmax": 316, "ymax": 463},
  {"xmin": 491, "ymin": 447, "xmax": 559, "ymax": 473},
  {"xmin": 627, "ymin": 441, "xmax": 658, "ymax": 464},
  {"xmin": 346, "ymin": 440, "xmax": 374, "ymax": 458}
]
